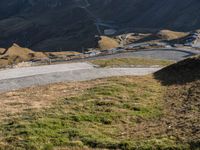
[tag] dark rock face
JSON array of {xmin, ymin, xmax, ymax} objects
[
  {"xmin": 0, "ymin": 0, "xmax": 98, "ymax": 51},
  {"xmin": 0, "ymin": 0, "xmax": 200, "ymax": 51},
  {"xmin": 90, "ymin": 0, "xmax": 200, "ymax": 31}
]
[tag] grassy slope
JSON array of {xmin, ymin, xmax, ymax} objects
[
  {"xmin": 0, "ymin": 76, "xmax": 189, "ymax": 150},
  {"xmin": 154, "ymin": 55, "xmax": 200, "ymax": 85},
  {"xmin": 98, "ymin": 36, "xmax": 119, "ymax": 50},
  {"xmin": 0, "ymin": 44, "xmax": 80, "ymax": 68},
  {"xmin": 157, "ymin": 30, "xmax": 188, "ymax": 40},
  {"xmin": 90, "ymin": 58, "xmax": 174, "ymax": 68},
  {"xmin": 0, "ymin": 44, "xmax": 47, "ymax": 68},
  {"xmin": 154, "ymin": 55, "xmax": 200, "ymax": 149},
  {"xmin": 0, "ymin": 56, "xmax": 199, "ymax": 149},
  {"xmin": 163, "ymin": 80, "xmax": 200, "ymax": 149}
]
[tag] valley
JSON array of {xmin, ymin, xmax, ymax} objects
[
  {"xmin": 0, "ymin": 1, "xmax": 199, "ymax": 149},
  {"xmin": 0, "ymin": 28, "xmax": 200, "ymax": 69}
]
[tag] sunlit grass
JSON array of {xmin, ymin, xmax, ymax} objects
[
  {"xmin": 90, "ymin": 57, "xmax": 174, "ymax": 68},
  {"xmin": 0, "ymin": 76, "xmax": 188, "ymax": 149}
]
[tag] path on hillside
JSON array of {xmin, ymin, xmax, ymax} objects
[
  {"xmin": 76, "ymin": 0, "xmax": 116, "ymax": 35},
  {"xmin": 0, "ymin": 62, "xmax": 161, "ymax": 93}
]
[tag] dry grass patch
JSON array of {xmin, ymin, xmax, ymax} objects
[
  {"xmin": 0, "ymin": 48, "xmax": 6, "ymax": 55},
  {"xmin": 0, "ymin": 44, "xmax": 47, "ymax": 68},
  {"xmin": 98, "ymin": 36, "xmax": 119, "ymax": 50},
  {"xmin": 0, "ymin": 82, "xmax": 94, "ymax": 121},
  {"xmin": 154, "ymin": 55, "xmax": 200, "ymax": 149},
  {"xmin": 90, "ymin": 57, "xmax": 174, "ymax": 68},
  {"xmin": 162, "ymin": 80, "xmax": 200, "ymax": 145},
  {"xmin": 157, "ymin": 30, "xmax": 188, "ymax": 40}
]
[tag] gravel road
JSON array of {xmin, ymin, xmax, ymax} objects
[{"xmin": 0, "ymin": 62, "xmax": 161, "ymax": 93}]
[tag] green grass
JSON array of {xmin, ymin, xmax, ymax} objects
[
  {"xmin": 90, "ymin": 57, "xmax": 174, "ymax": 68},
  {"xmin": 0, "ymin": 76, "xmax": 188, "ymax": 149}
]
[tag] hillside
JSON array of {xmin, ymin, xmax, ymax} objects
[
  {"xmin": 98, "ymin": 36, "xmax": 119, "ymax": 50},
  {"xmin": 154, "ymin": 55, "xmax": 200, "ymax": 85},
  {"xmin": 0, "ymin": 44, "xmax": 82, "ymax": 68},
  {"xmin": 157, "ymin": 30, "xmax": 188, "ymax": 40},
  {"xmin": 0, "ymin": 56, "xmax": 199, "ymax": 149},
  {"xmin": 154, "ymin": 56, "xmax": 200, "ymax": 148},
  {"xmin": 91, "ymin": 0, "xmax": 200, "ymax": 30},
  {"xmin": 0, "ymin": 0, "xmax": 99, "ymax": 51},
  {"xmin": 0, "ymin": 0, "xmax": 200, "ymax": 51},
  {"xmin": 0, "ymin": 44, "xmax": 47, "ymax": 67}
]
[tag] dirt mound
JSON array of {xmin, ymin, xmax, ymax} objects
[
  {"xmin": 163, "ymin": 72, "xmax": 200, "ymax": 149},
  {"xmin": 157, "ymin": 30, "xmax": 188, "ymax": 40},
  {"xmin": 98, "ymin": 36, "xmax": 119, "ymax": 50},
  {"xmin": 0, "ymin": 44, "xmax": 47, "ymax": 67},
  {"xmin": 154, "ymin": 55, "xmax": 200, "ymax": 147},
  {"xmin": 154, "ymin": 55, "xmax": 200, "ymax": 85}
]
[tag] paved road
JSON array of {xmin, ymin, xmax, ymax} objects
[
  {"xmin": 1, "ymin": 48, "xmax": 199, "ymax": 93},
  {"xmin": 78, "ymin": 48, "xmax": 200, "ymax": 62},
  {"xmin": 0, "ymin": 62, "xmax": 93, "ymax": 80},
  {"xmin": 0, "ymin": 62, "xmax": 161, "ymax": 93}
]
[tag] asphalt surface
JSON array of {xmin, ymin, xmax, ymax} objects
[
  {"xmin": 0, "ymin": 48, "xmax": 199, "ymax": 93},
  {"xmin": 79, "ymin": 48, "xmax": 200, "ymax": 62},
  {"xmin": 0, "ymin": 62, "xmax": 93, "ymax": 80},
  {"xmin": 0, "ymin": 62, "xmax": 161, "ymax": 93}
]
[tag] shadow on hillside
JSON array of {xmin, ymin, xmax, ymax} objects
[
  {"xmin": 154, "ymin": 55, "xmax": 200, "ymax": 85},
  {"xmin": 134, "ymin": 34, "xmax": 160, "ymax": 43}
]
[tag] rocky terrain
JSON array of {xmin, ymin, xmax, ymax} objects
[{"xmin": 0, "ymin": 0, "xmax": 200, "ymax": 51}]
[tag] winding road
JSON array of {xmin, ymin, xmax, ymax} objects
[
  {"xmin": 0, "ymin": 62, "xmax": 161, "ymax": 93},
  {"xmin": 79, "ymin": 48, "xmax": 200, "ymax": 62},
  {"xmin": 0, "ymin": 48, "xmax": 199, "ymax": 93}
]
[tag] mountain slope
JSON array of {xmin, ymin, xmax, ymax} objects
[
  {"xmin": 90, "ymin": 0, "xmax": 200, "ymax": 31},
  {"xmin": 0, "ymin": 0, "xmax": 200, "ymax": 51},
  {"xmin": 0, "ymin": 0, "xmax": 99, "ymax": 51}
]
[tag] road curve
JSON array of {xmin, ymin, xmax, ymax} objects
[
  {"xmin": 76, "ymin": 48, "xmax": 200, "ymax": 62},
  {"xmin": 0, "ymin": 62, "xmax": 161, "ymax": 93},
  {"xmin": 1, "ymin": 48, "xmax": 198, "ymax": 93}
]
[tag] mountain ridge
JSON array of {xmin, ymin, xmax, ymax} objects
[{"xmin": 0, "ymin": 0, "xmax": 200, "ymax": 51}]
